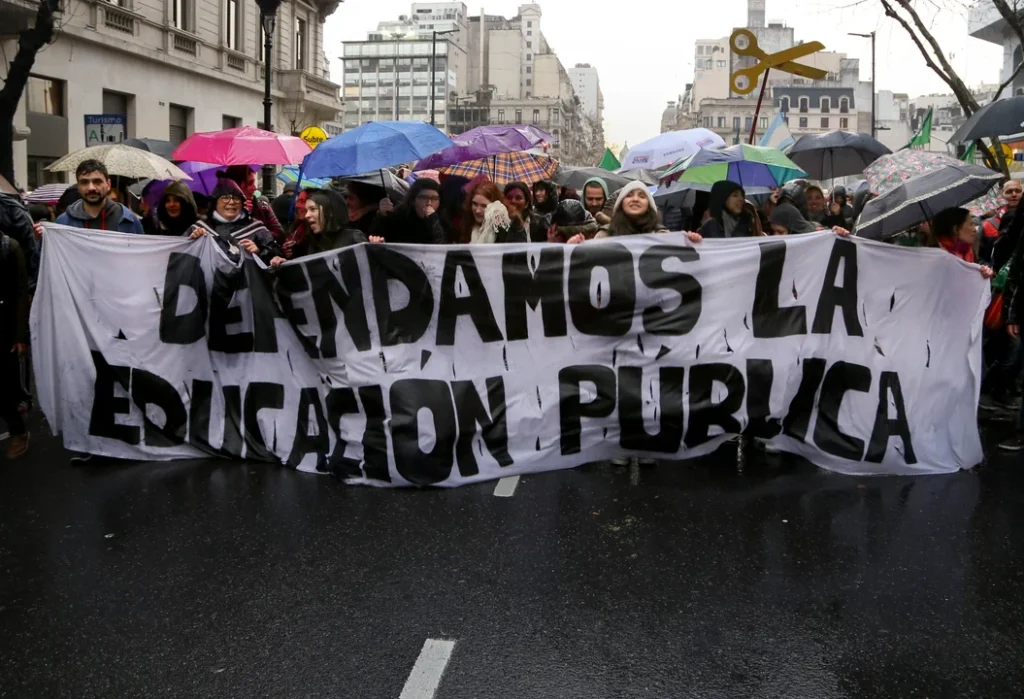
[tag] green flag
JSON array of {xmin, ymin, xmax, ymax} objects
[
  {"xmin": 598, "ymin": 148, "xmax": 620, "ymax": 170},
  {"xmin": 960, "ymin": 142, "xmax": 976, "ymax": 163},
  {"xmin": 905, "ymin": 107, "xmax": 933, "ymax": 150}
]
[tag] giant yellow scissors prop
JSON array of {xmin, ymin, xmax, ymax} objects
[{"xmin": 729, "ymin": 29, "xmax": 827, "ymax": 95}]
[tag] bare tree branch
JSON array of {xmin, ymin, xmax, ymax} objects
[
  {"xmin": 879, "ymin": 0, "xmax": 955, "ymax": 87},
  {"xmin": 992, "ymin": 0, "xmax": 1024, "ymax": 100}
]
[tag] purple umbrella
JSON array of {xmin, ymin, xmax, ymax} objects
[
  {"xmin": 142, "ymin": 162, "xmax": 259, "ymax": 207},
  {"xmin": 414, "ymin": 125, "xmax": 554, "ymax": 171}
]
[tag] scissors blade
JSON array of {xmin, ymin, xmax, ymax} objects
[
  {"xmin": 775, "ymin": 60, "xmax": 828, "ymax": 79},
  {"xmin": 755, "ymin": 42, "xmax": 826, "ymax": 71}
]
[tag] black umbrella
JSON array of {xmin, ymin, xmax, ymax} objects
[
  {"xmin": 785, "ymin": 131, "xmax": 891, "ymax": 180},
  {"xmin": 854, "ymin": 162, "xmax": 1001, "ymax": 240},
  {"xmin": 616, "ymin": 168, "xmax": 660, "ymax": 185},
  {"xmin": 950, "ymin": 96, "xmax": 1024, "ymax": 144},
  {"xmin": 123, "ymin": 138, "xmax": 176, "ymax": 160},
  {"xmin": 554, "ymin": 167, "xmax": 633, "ymax": 191},
  {"xmin": 333, "ymin": 169, "xmax": 410, "ymax": 203}
]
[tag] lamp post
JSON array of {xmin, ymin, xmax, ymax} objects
[
  {"xmin": 849, "ymin": 31, "xmax": 876, "ymax": 137},
  {"xmin": 430, "ymin": 29, "xmax": 458, "ymax": 127},
  {"xmin": 257, "ymin": 0, "xmax": 283, "ymax": 196}
]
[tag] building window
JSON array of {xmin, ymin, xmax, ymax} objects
[
  {"xmin": 526, "ymin": 78, "xmax": 531, "ymax": 86},
  {"xmin": 839, "ymin": 97, "xmax": 849, "ymax": 113},
  {"xmin": 799, "ymin": 116, "xmax": 808, "ymax": 128},
  {"xmin": 705, "ymin": 59, "xmax": 713, "ymax": 69},
  {"xmin": 527, "ymin": 30, "xmax": 532, "ymax": 36},
  {"xmin": 526, "ymin": 91, "xmax": 531, "ymax": 97},
  {"xmin": 526, "ymin": 41, "xmax": 531, "ymax": 48},
  {"xmin": 101, "ymin": 89, "xmax": 132, "ymax": 138},
  {"xmin": 172, "ymin": 0, "xmax": 191, "ymax": 31},
  {"xmin": 820, "ymin": 97, "xmax": 830, "ymax": 113},
  {"xmin": 744, "ymin": 116, "xmax": 752, "ymax": 131},
  {"xmin": 717, "ymin": 116, "xmax": 725, "ymax": 128},
  {"xmin": 697, "ymin": 46, "xmax": 705, "ymax": 55},
  {"xmin": 295, "ymin": 17, "xmax": 307, "ymax": 70},
  {"xmin": 226, "ymin": 0, "xmax": 241, "ymax": 50},
  {"xmin": 780, "ymin": 96, "xmax": 790, "ymax": 113},
  {"xmin": 26, "ymin": 75, "xmax": 64, "ymax": 116},
  {"xmin": 222, "ymin": 115, "xmax": 241, "ymax": 129},
  {"xmin": 732, "ymin": 116, "xmax": 740, "ymax": 131},
  {"xmin": 840, "ymin": 117, "xmax": 849, "ymax": 129},
  {"xmin": 798, "ymin": 97, "xmax": 808, "ymax": 113},
  {"xmin": 527, "ymin": 20, "xmax": 532, "ymax": 27},
  {"xmin": 526, "ymin": 53, "xmax": 531, "ymax": 62},
  {"xmin": 497, "ymin": 108, "xmax": 505, "ymax": 123},
  {"xmin": 526, "ymin": 66, "xmax": 531, "ymax": 73},
  {"xmin": 821, "ymin": 117, "xmax": 829, "ymax": 129},
  {"xmin": 532, "ymin": 109, "xmax": 540, "ymax": 124},
  {"xmin": 168, "ymin": 103, "xmax": 193, "ymax": 145},
  {"xmin": 703, "ymin": 116, "xmax": 711, "ymax": 127},
  {"xmin": 759, "ymin": 116, "xmax": 768, "ymax": 129},
  {"xmin": 515, "ymin": 109, "xmax": 522, "ymax": 123},
  {"xmin": 716, "ymin": 60, "xmax": 726, "ymax": 68}
]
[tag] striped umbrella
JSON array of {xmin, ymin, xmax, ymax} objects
[
  {"xmin": 24, "ymin": 183, "xmax": 74, "ymax": 204},
  {"xmin": 442, "ymin": 152, "xmax": 559, "ymax": 186},
  {"xmin": 278, "ymin": 165, "xmax": 329, "ymax": 189}
]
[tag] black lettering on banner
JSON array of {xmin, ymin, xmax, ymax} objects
[
  {"xmin": 358, "ymin": 385, "xmax": 391, "ymax": 483},
  {"xmin": 812, "ymin": 238, "xmax": 864, "ymax": 337},
  {"xmin": 243, "ymin": 382, "xmax": 284, "ymax": 461},
  {"xmin": 275, "ymin": 264, "xmax": 322, "ymax": 359},
  {"xmin": 367, "ymin": 246, "xmax": 434, "ymax": 347},
  {"xmin": 744, "ymin": 359, "xmax": 782, "ymax": 440},
  {"xmin": 638, "ymin": 245, "xmax": 702, "ymax": 336},
  {"xmin": 452, "ymin": 378, "xmax": 513, "ymax": 476},
  {"xmin": 221, "ymin": 385, "xmax": 244, "ymax": 459},
  {"xmin": 188, "ymin": 379, "xmax": 214, "ymax": 451},
  {"xmin": 568, "ymin": 243, "xmax": 636, "ymax": 337},
  {"xmin": 502, "ymin": 248, "xmax": 567, "ymax": 341},
  {"xmin": 242, "ymin": 259, "xmax": 280, "ymax": 353},
  {"xmin": 618, "ymin": 366, "xmax": 685, "ymax": 452},
  {"xmin": 438, "ymin": 250, "xmax": 504, "ymax": 346},
  {"xmin": 305, "ymin": 252, "xmax": 372, "ymax": 356},
  {"xmin": 130, "ymin": 368, "xmax": 187, "ymax": 447},
  {"xmin": 685, "ymin": 363, "xmax": 745, "ymax": 448},
  {"xmin": 288, "ymin": 388, "xmax": 330, "ymax": 470},
  {"xmin": 753, "ymin": 240, "xmax": 807, "ymax": 338},
  {"xmin": 783, "ymin": 358, "xmax": 826, "ymax": 442},
  {"xmin": 559, "ymin": 365, "xmax": 616, "ymax": 455},
  {"xmin": 325, "ymin": 388, "xmax": 362, "ymax": 479},
  {"xmin": 865, "ymin": 371, "xmax": 917, "ymax": 464},
  {"xmin": 87, "ymin": 351, "xmax": 139, "ymax": 445},
  {"xmin": 390, "ymin": 379, "xmax": 457, "ymax": 486},
  {"xmin": 209, "ymin": 268, "xmax": 255, "ymax": 353},
  {"xmin": 813, "ymin": 360, "xmax": 871, "ymax": 461},
  {"xmin": 159, "ymin": 253, "xmax": 208, "ymax": 345}
]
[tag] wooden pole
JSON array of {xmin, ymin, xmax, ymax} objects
[{"xmin": 749, "ymin": 68, "xmax": 770, "ymax": 145}]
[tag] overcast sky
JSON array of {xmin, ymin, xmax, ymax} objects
[{"xmin": 323, "ymin": 0, "xmax": 1003, "ymax": 147}]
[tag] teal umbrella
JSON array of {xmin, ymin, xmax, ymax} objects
[
  {"xmin": 278, "ymin": 165, "xmax": 329, "ymax": 189},
  {"xmin": 660, "ymin": 144, "xmax": 806, "ymax": 189}
]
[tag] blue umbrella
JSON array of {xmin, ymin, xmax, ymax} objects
[
  {"xmin": 301, "ymin": 121, "xmax": 454, "ymax": 179},
  {"xmin": 278, "ymin": 165, "xmax": 329, "ymax": 189}
]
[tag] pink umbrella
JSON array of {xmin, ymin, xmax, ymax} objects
[{"xmin": 170, "ymin": 126, "xmax": 311, "ymax": 165}]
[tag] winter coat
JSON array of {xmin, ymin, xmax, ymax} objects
[
  {"xmin": 596, "ymin": 181, "xmax": 667, "ymax": 237},
  {"xmin": 0, "ymin": 234, "xmax": 30, "ymax": 350},
  {"xmin": 0, "ymin": 191, "xmax": 39, "ymax": 292},
  {"xmin": 56, "ymin": 198, "xmax": 144, "ymax": 234},
  {"xmin": 530, "ymin": 180, "xmax": 559, "ymax": 243},
  {"xmin": 373, "ymin": 208, "xmax": 447, "ymax": 245},
  {"xmin": 249, "ymin": 194, "xmax": 286, "ymax": 243},
  {"xmin": 699, "ymin": 181, "xmax": 755, "ymax": 238},
  {"xmin": 196, "ymin": 211, "xmax": 281, "ymax": 266},
  {"xmin": 768, "ymin": 202, "xmax": 821, "ymax": 234},
  {"xmin": 151, "ymin": 181, "xmax": 199, "ymax": 237},
  {"xmin": 470, "ymin": 201, "xmax": 528, "ymax": 244}
]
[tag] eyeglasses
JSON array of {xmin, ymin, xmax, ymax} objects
[
  {"xmin": 218, "ymin": 194, "xmax": 243, "ymax": 202},
  {"xmin": 416, "ymin": 194, "xmax": 441, "ymax": 205}
]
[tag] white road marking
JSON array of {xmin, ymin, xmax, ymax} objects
[
  {"xmin": 399, "ymin": 639, "xmax": 455, "ymax": 699},
  {"xmin": 493, "ymin": 475, "xmax": 520, "ymax": 497}
]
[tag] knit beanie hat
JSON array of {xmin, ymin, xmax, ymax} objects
[
  {"xmin": 613, "ymin": 180, "xmax": 658, "ymax": 215},
  {"xmin": 211, "ymin": 177, "xmax": 245, "ymax": 201}
]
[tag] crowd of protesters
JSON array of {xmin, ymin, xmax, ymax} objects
[{"xmin": 0, "ymin": 156, "xmax": 1019, "ymax": 461}]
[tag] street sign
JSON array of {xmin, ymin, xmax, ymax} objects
[
  {"xmin": 729, "ymin": 29, "xmax": 827, "ymax": 95},
  {"xmin": 300, "ymin": 125, "xmax": 328, "ymax": 149},
  {"xmin": 84, "ymin": 114, "xmax": 126, "ymax": 146}
]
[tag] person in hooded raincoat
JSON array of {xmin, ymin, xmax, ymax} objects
[
  {"xmin": 372, "ymin": 178, "xmax": 447, "ymax": 245},
  {"xmin": 581, "ymin": 177, "xmax": 612, "ymax": 226},
  {"xmin": 530, "ymin": 180, "xmax": 559, "ymax": 242},
  {"xmin": 149, "ymin": 181, "xmax": 198, "ymax": 236},
  {"xmin": 188, "ymin": 178, "xmax": 281, "ymax": 265},
  {"xmin": 699, "ymin": 181, "xmax": 757, "ymax": 238},
  {"xmin": 767, "ymin": 202, "xmax": 823, "ymax": 235},
  {"xmin": 270, "ymin": 189, "xmax": 370, "ymax": 267}
]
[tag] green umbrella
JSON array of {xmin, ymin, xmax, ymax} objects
[
  {"xmin": 598, "ymin": 147, "xmax": 621, "ymax": 170},
  {"xmin": 660, "ymin": 144, "xmax": 805, "ymax": 189}
]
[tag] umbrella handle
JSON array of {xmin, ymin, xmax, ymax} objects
[{"xmin": 381, "ymin": 169, "xmax": 388, "ymax": 198}]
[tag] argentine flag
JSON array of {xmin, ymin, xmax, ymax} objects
[{"xmin": 759, "ymin": 111, "xmax": 795, "ymax": 151}]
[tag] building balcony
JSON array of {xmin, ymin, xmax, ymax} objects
[
  {"xmin": 278, "ymin": 70, "xmax": 343, "ymax": 112},
  {"xmin": 968, "ymin": 0, "xmax": 1016, "ymax": 45},
  {"xmin": 0, "ymin": 0, "xmax": 41, "ymax": 33}
]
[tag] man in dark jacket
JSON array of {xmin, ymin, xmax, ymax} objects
[
  {"xmin": 271, "ymin": 182, "xmax": 299, "ymax": 228},
  {"xmin": 372, "ymin": 178, "xmax": 447, "ymax": 244},
  {"xmin": 0, "ymin": 191, "xmax": 38, "ymax": 292},
  {"xmin": 52, "ymin": 160, "xmax": 144, "ymax": 234},
  {"xmin": 1, "ymin": 232, "xmax": 30, "ymax": 458},
  {"xmin": 699, "ymin": 180, "xmax": 755, "ymax": 238}
]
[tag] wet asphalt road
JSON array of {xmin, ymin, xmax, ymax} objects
[{"xmin": 2, "ymin": 414, "xmax": 1024, "ymax": 699}]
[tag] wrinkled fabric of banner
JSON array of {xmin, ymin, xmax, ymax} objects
[{"xmin": 31, "ymin": 225, "xmax": 988, "ymax": 486}]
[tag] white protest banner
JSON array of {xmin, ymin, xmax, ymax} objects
[{"xmin": 31, "ymin": 226, "xmax": 988, "ymax": 486}]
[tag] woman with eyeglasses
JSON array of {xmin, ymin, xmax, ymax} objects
[
  {"xmin": 371, "ymin": 178, "xmax": 447, "ymax": 245},
  {"xmin": 188, "ymin": 178, "xmax": 280, "ymax": 265}
]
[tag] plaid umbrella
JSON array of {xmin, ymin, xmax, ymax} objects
[
  {"xmin": 864, "ymin": 150, "xmax": 962, "ymax": 195},
  {"xmin": 442, "ymin": 152, "xmax": 558, "ymax": 186},
  {"xmin": 23, "ymin": 183, "xmax": 74, "ymax": 204}
]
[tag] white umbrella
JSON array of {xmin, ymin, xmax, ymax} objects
[
  {"xmin": 620, "ymin": 128, "xmax": 726, "ymax": 171},
  {"xmin": 47, "ymin": 144, "xmax": 192, "ymax": 181}
]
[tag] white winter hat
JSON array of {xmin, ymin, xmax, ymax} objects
[{"xmin": 613, "ymin": 180, "xmax": 658, "ymax": 215}]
